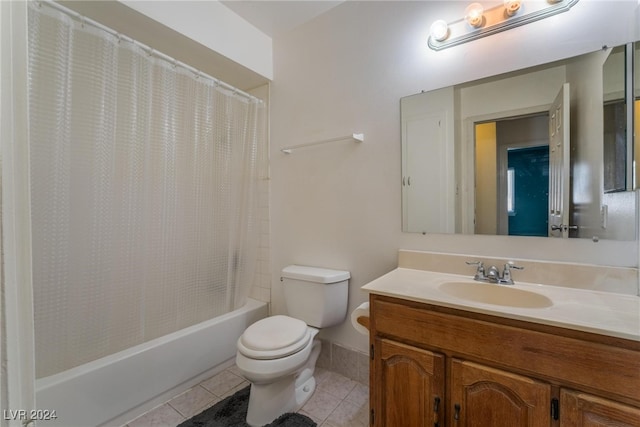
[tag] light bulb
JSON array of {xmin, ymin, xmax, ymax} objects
[
  {"xmin": 465, "ymin": 3, "xmax": 484, "ymax": 28},
  {"xmin": 504, "ymin": 0, "xmax": 522, "ymax": 16},
  {"xmin": 430, "ymin": 20, "xmax": 449, "ymax": 42}
]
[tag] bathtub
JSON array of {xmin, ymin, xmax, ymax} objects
[{"xmin": 35, "ymin": 298, "xmax": 268, "ymax": 427}]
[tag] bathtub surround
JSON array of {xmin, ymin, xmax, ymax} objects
[{"xmin": 249, "ymin": 161, "xmax": 273, "ymax": 305}]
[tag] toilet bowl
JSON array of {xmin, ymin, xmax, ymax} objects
[
  {"xmin": 236, "ymin": 316, "xmax": 321, "ymax": 426},
  {"xmin": 235, "ymin": 265, "xmax": 350, "ymax": 427}
]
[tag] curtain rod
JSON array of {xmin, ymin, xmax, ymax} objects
[{"xmin": 35, "ymin": 0, "xmax": 263, "ymax": 104}]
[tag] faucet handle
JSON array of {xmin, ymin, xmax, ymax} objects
[
  {"xmin": 465, "ymin": 261, "xmax": 484, "ymax": 270},
  {"xmin": 501, "ymin": 262, "xmax": 524, "ymax": 284},
  {"xmin": 504, "ymin": 261, "xmax": 524, "ymax": 271},
  {"xmin": 466, "ymin": 261, "xmax": 485, "ymax": 281}
]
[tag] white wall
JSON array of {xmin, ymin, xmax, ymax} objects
[
  {"xmin": 119, "ymin": 0, "xmax": 273, "ymax": 80},
  {"xmin": 270, "ymin": 1, "xmax": 640, "ymax": 353}
]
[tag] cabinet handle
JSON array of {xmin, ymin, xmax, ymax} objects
[
  {"xmin": 454, "ymin": 403, "xmax": 461, "ymax": 421},
  {"xmin": 551, "ymin": 398, "xmax": 559, "ymax": 420},
  {"xmin": 433, "ymin": 397, "xmax": 441, "ymax": 427}
]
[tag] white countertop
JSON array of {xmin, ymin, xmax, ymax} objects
[{"xmin": 361, "ymin": 268, "xmax": 640, "ymax": 342}]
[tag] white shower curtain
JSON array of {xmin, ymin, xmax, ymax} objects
[{"xmin": 28, "ymin": 2, "xmax": 267, "ymax": 378}]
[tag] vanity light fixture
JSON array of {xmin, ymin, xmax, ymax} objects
[
  {"xmin": 430, "ymin": 19, "xmax": 449, "ymax": 42},
  {"xmin": 464, "ymin": 3, "xmax": 485, "ymax": 27},
  {"xmin": 428, "ymin": 0, "xmax": 580, "ymax": 51},
  {"xmin": 503, "ymin": 0, "xmax": 522, "ymax": 16}
]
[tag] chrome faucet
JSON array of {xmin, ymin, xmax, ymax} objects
[
  {"xmin": 466, "ymin": 261, "xmax": 523, "ymax": 285},
  {"xmin": 486, "ymin": 265, "xmax": 501, "ymax": 282}
]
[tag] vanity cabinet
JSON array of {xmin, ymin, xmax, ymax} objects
[
  {"xmin": 450, "ymin": 359, "xmax": 550, "ymax": 426},
  {"xmin": 373, "ymin": 338, "xmax": 444, "ymax": 426},
  {"xmin": 369, "ymin": 294, "xmax": 640, "ymax": 427},
  {"xmin": 560, "ymin": 390, "xmax": 640, "ymax": 426}
]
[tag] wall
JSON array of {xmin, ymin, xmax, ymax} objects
[
  {"xmin": 60, "ymin": 1, "xmax": 269, "ymax": 92},
  {"xmin": 119, "ymin": 0, "xmax": 273, "ymax": 80},
  {"xmin": 474, "ymin": 122, "xmax": 497, "ymax": 235},
  {"xmin": 270, "ymin": 1, "xmax": 640, "ymax": 354}
]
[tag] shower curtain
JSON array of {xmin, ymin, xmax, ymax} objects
[{"xmin": 27, "ymin": 2, "xmax": 267, "ymax": 378}]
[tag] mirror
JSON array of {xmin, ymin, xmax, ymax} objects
[{"xmin": 401, "ymin": 44, "xmax": 638, "ymax": 240}]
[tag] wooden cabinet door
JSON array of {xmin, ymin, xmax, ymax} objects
[
  {"xmin": 560, "ymin": 389, "xmax": 640, "ymax": 426},
  {"xmin": 372, "ymin": 338, "xmax": 445, "ymax": 427},
  {"xmin": 450, "ymin": 359, "xmax": 551, "ymax": 427}
]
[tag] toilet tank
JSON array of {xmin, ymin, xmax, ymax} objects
[{"xmin": 281, "ymin": 265, "xmax": 350, "ymax": 328}]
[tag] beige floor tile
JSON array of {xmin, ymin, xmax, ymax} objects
[
  {"xmin": 199, "ymin": 370, "xmax": 245, "ymax": 397},
  {"xmin": 127, "ymin": 403, "xmax": 184, "ymax": 427},
  {"xmin": 344, "ymin": 383, "xmax": 369, "ymax": 407},
  {"xmin": 324, "ymin": 400, "xmax": 369, "ymax": 427},
  {"xmin": 226, "ymin": 364, "xmax": 243, "ymax": 377},
  {"xmin": 167, "ymin": 385, "xmax": 219, "ymax": 419},
  {"xmin": 300, "ymin": 389, "xmax": 343, "ymax": 422},
  {"xmin": 314, "ymin": 367, "xmax": 332, "ymax": 385},
  {"xmin": 219, "ymin": 380, "xmax": 250, "ymax": 399},
  {"xmin": 317, "ymin": 371, "xmax": 357, "ymax": 400}
]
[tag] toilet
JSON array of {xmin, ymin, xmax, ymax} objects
[{"xmin": 235, "ymin": 265, "xmax": 350, "ymax": 427}]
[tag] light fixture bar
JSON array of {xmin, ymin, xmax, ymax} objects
[{"xmin": 428, "ymin": 0, "xmax": 580, "ymax": 51}]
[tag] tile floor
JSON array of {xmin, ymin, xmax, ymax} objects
[{"xmin": 124, "ymin": 365, "xmax": 369, "ymax": 427}]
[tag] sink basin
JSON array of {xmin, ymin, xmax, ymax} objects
[{"xmin": 438, "ymin": 281, "xmax": 553, "ymax": 309}]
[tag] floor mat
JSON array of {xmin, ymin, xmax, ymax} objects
[{"xmin": 177, "ymin": 386, "xmax": 317, "ymax": 427}]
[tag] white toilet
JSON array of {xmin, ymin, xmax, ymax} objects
[{"xmin": 235, "ymin": 265, "xmax": 350, "ymax": 427}]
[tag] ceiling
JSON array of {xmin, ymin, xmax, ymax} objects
[{"xmin": 220, "ymin": 1, "xmax": 345, "ymax": 37}]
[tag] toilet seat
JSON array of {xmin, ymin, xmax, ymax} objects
[{"xmin": 238, "ymin": 315, "xmax": 311, "ymax": 360}]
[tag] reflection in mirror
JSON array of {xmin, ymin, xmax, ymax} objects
[
  {"xmin": 474, "ymin": 114, "xmax": 550, "ymax": 237},
  {"xmin": 401, "ymin": 46, "xmax": 638, "ymax": 241},
  {"xmin": 636, "ymin": 42, "xmax": 640, "ymax": 189},
  {"xmin": 603, "ymin": 45, "xmax": 627, "ymax": 192}
]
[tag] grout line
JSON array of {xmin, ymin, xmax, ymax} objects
[{"xmin": 124, "ymin": 364, "xmax": 369, "ymax": 427}]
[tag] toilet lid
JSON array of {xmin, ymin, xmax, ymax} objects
[{"xmin": 238, "ymin": 315, "xmax": 310, "ymax": 360}]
